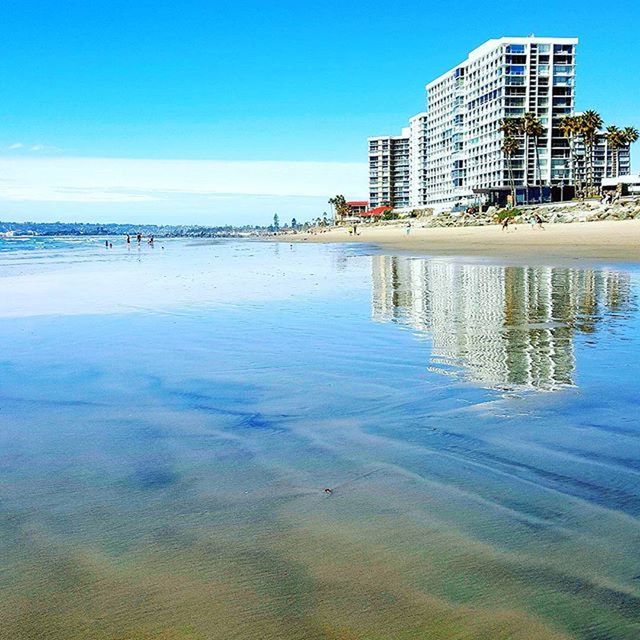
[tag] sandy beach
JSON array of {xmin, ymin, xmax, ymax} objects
[{"xmin": 280, "ymin": 219, "xmax": 640, "ymax": 262}]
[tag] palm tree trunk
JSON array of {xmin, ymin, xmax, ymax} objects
[
  {"xmin": 585, "ymin": 142, "xmax": 591, "ymax": 198},
  {"xmin": 508, "ymin": 155, "xmax": 515, "ymax": 206},
  {"xmin": 534, "ymin": 136, "xmax": 541, "ymax": 203},
  {"xmin": 569, "ymin": 135, "xmax": 576, "ymax": 198},
  {"xmin": 588, "ymin": 141, "xmax": 595, "ymax": 196},
  {"xmin": 524, "ymin": 135, "xmax": 530, "ymax": 204}
]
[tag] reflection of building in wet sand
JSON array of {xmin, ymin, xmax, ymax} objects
[{"xmin": 372, "ymin": 256, "xmax": 633, "ymax": 390}]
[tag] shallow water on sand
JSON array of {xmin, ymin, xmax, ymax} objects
[{"xmin": 1, "ymin": 237, "xmax": 639, "ymax": 639}]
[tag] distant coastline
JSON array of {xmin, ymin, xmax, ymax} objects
[{"xmin": 0, "ymin": 220, "xmax": 261, "ymax": 238}]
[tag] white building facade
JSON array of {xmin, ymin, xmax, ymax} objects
[
  {"xmin": 367, "ymin": 36, "xmax": 637, "ymax": 211},
  {"xmin": 424, "ymin": 36, "xmax": 578, "ymax": 208},
  {"xmin": 409, "ymin": 112, "xmax": 429, "ymax": 208},
  {"xmin": 368, "ymin": 129, "xmax": 410, "ymax": 209}
]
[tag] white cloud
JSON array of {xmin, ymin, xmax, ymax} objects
[
  {"xmin": 0, "ymin": 156, "xmax": 367, "ymax": 224},
  {"xmin": 6, "ymin": 142, "xmax": 61, "ymax": 152},
  {"xmin": 1, "ymin": 185, "xmax": 161, "ymax": 203},
  {"xmin": 0, "ymin": 156, "xmax": 366, "ymax": 202}
]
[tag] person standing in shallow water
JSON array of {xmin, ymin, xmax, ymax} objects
[
  {"xmin": 126, "ymin": 234, "xmax": 131, "ymax": 244},
  {"xmin": 137, "ymin": 233, "xmax": 142, "ymax": 244},
  {"xmin": 105, "ymin": 240, "xmax": 109, "ymax": 248}
]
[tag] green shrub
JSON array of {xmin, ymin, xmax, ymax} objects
[{"xmin": 496, "ymin": 208, "xmax": 521, "ymax": 221}]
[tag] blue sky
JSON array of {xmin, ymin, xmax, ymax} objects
[{"xmin": 1, "ymin": 0, "xmax": 639, "ymax": 225}]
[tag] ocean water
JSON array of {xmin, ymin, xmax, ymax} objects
[{"xmin": 1, "ymin": 236, "xmax": 639, "ymax": 640}]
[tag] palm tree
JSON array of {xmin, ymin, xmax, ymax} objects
[
  {"xmin": 328, "ymin": 195, "xmax": 348, "ymax": 224},
  {"xmin": 622, "ymin": 127, "xmax": 639, "ymax": 175},
  {"xmin": 499, "ymin": 118, "xmax": 522, "ymax": 205},
  {"xmin": 622, "ymin": 126, "xmax": 639, "ymax": 145},
  {"xmin": 604, "ymin": 126, "xmax": 639, "ymax": 182},
  {"xmin": 560, "ymin": 115, "xmax": 581, "ymax": 196},
  {"xmin": 577, "ymin": 110, "xmax": 603, "ymax": 196},
  {"xmin": 501, "ymin": 136, "xmax": 519, "ymax": 207},
  {"xmin": 499, "ymin": 117, "xmax": 521, "ymax": 138},
  {"xmin": 604, "ymin": 125, "xmax": 624, "ymax": 178},
  {"xmin": 521, "ymin": 112, "xmax": 545, "ymax": 202}
]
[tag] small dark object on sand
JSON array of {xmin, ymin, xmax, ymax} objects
[{"xmin": 324, "ymin": 488, "xmax": 333, "ymax": 495}]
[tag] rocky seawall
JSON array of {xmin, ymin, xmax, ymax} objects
[{"xmin": 417, "ymin": 199, "xmax": 640, "ymax": 228}]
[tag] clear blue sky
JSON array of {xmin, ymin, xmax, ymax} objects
[{"xmin": 1, "ymin": 0, "xmax": 638, "ymax": 224}]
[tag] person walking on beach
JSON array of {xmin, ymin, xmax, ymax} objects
[
  {"xmin": 353, "ymin": 223, "xmax": 358, "ymax": 236},
  {"xmin": 501, "ymin": 217, "xmax": 509, "ymax": 232},
  {"xmin": 406, "ymin": 221, "xmax": 412, "ymax": 236},
  {"xmin": 534, "ymin": 213, "xmax": 545, "ymax": 230}
]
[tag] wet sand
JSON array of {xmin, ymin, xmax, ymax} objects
[
  {"xmin": 2, "ymin": 238, "xmax": 639, "ymax": 640},
  {"xmin": 279, "ymin": 219, "xmax": 640, "ymax": 262}
]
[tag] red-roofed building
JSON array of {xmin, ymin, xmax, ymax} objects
[
  {"xmin": 336, "ymin": 200, "xmax": 369, "ymax": 223},
  {"xmin": 346, "ymin": 200, "xmax": 368, "ymax": 215},
  {"xmin": 360, "ymin": 206, "xmax": 392, "ymax": 219}
]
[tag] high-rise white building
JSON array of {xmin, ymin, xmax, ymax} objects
[
  {"xmin": 368, "ymin": 113, "xmax": 428, "ymax": 211},
  {"xmin": 409, "ymin": 112, "xmax": 429, "ymax": 208},
  {"xmin": 368, "ymin": 129, "xmax": 410, "ymax": 208},
  {"xmin": 424, "ymin": 36, "xmax": 578, "ymax": 208},
  {"xmin": 367, "ymin": 36, "xmax": 636, "ymax": 211}
]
